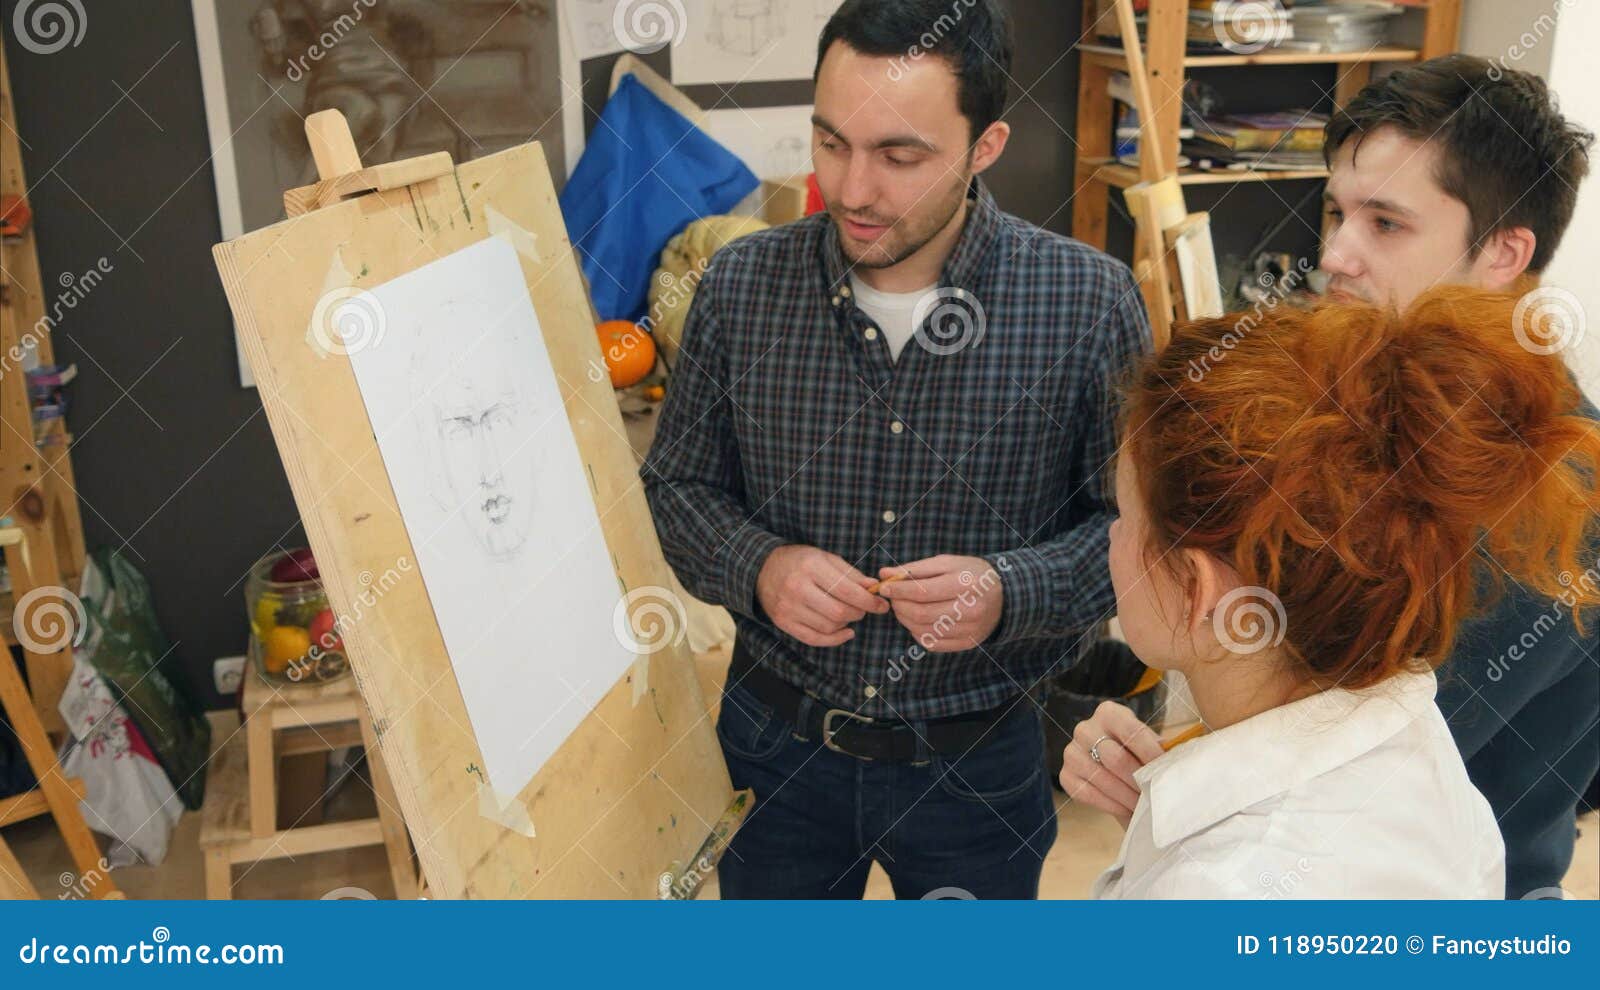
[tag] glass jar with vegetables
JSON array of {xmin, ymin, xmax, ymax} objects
[{"xmin": 245, "ymin": 548, "xmax": 349, "ymax": 685}]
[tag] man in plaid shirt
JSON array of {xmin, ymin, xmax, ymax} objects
[{"xmin": 642, "ymin": 0, "xmax": 1150, "ymax": 898}]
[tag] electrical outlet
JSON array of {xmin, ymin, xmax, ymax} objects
[{"xmin": 214, "ymin": 655, "xmax": 246, "ymax": 695}]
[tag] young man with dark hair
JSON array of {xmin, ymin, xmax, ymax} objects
[
  {"xmin": 642, "ymin": 0, "xmax": 1150, "ymax": 898},
  {"xmin": 1064, "ymin": 53, "xmax": 1598, "ymax": 900},
  {"xmin": 1324, "ymin": 54, "xmax": 1597, "ymax": 900}
]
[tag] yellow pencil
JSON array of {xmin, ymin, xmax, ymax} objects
[
  {"xmin": 867, "ymin": 573, "xmax": 907, "ymax": 595},
  {"xmin": 1160, "ymin": 722, "xmax": 1208, "ymax": 751}
]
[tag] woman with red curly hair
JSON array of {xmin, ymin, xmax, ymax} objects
[{"xmin": 1068, "ymin": 288, "xmax": 1600, "ymax": 898}]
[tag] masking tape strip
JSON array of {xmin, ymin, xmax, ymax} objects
[
  {"xmin": 487, "ymin": 205, "xmax": 543, "ymax": 265},
  {"xmin": 476, "ymin": 779, "xmax": 536, "ymax": 837}
]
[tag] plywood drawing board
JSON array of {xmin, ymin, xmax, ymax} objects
[{"xmin": 212, "ymin": 110, "xmax": 746, "ymax": 899}]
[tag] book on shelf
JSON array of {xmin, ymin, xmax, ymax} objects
[{"xmin": 1194, "ymin": 110, "xmax": 1330, "ymax": 152}]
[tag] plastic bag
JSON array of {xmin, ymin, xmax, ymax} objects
[
  {"xmin": 76, "ymin": 548, "xmax": 210, "ymax": 809},
  {"xmin": 56, "ymin": 654, "xmax": 182, "ymax": 866}
]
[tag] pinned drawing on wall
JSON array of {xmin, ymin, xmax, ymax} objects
[
  {"xmin": 670, "ymin": 0, "xmax": 844, "ymax": 86},
  {"xmin": 702, "ymin": 105, "xmax": 817, "ymax": 214},
  {"xmin": 191, "ymin": 0, "xmax": 585, "ymax": 387},
  {"xmin": 341, "ymin": 236, "xmax": 635, "ymax": 802}
]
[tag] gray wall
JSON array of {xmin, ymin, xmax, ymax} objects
[{"xmin": 2, "ymin": 0, "xmax": 1327, "ymax": 707}]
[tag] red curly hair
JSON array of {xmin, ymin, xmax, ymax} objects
[{"xmin": 1122, "ymin": 286, "xmax": 1600, "ymax": 688}]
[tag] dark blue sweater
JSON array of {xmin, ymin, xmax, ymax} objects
[{"xmin": 1436, "ymin": 397, "xmax": 1600, "ymax": 898}]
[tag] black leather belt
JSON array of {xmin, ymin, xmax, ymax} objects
[{"xmin": 727, "ymin": 639, "xmax": 1022, "ymax": 762}]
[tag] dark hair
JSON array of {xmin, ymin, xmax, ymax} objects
[
  {"xmin": 815, "ymin": 0, "xmax": 1012, "ymax": 145},
  {"xmin": 1325, "ymin": 54, "xmax": 1593, "ymax": 273}
]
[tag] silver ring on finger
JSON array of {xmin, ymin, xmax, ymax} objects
[{"xmin": 1089, "ymin": 734, "xmax": 1112, "ymax": 765}]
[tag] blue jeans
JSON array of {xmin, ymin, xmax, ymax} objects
[{"xmin": 714, "ymin": 678, "xmax": 1058, "ymax": 899}]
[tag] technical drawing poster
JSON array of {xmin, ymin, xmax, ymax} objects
[{"xmin": 671, "ymin": 0, "xmax": 844, "ymax": 85}]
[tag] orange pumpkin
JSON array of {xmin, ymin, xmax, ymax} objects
[{"xmin": 596, "ymin": 320, "xmax": 657, "ymax": 388}]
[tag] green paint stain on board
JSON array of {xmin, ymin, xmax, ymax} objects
[{"xmin": 454, "ymin": 171, "xmax": 473, "ymax": 223}]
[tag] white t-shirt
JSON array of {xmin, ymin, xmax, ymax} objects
[
  {"xmin": 1093, "ymin": 669, "xmax": 1505, "ymax": 899},
  {"xmin": 848, "ymin": 273, "xmax": 935, "ymax": 363}
]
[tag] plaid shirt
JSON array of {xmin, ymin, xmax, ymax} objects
[{"xmin": 641, "ymin": 179, "xmax": 1152, "ymax": 719}]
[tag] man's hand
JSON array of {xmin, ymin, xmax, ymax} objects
[
  {"xmin": 876, "ymin": 554, "xmax": 1003, "ymax": 652},
  {"xmin": 1058, "ymin": 701, "xmax": 1164, "ymax": 827},
  {"xmin": 756, "ymin": 545, "xmax": 888, "ymax": 647}
]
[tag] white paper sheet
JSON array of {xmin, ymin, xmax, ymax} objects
[
  {"xmin": 701, "ymin": 105, "xmax": 816, "ymax": 214},
  {"xmin": 345, "ymin": 237, "xmax": 633, "ymax": 801},
  {"xmin": 670, "ymin": 0, "xmax": 843, "ymax": 85}
]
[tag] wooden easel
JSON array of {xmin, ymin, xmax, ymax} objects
[
  {"xmin": 0, "ymin": 526, "xmax": 116, "ymax": 900},
  {"xmin": 1108, "ymin": 0, "xmax": 1222, "ymax": 347},
  {"xmin": 213, "ymin": 111, "xmax": 749, "ymax": 898},
  {"xmin": 0, "ymin": 38, "xmax": 89, "ymax": 734}
]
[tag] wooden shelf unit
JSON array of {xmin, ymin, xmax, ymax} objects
[
  {"xmin": 1071, "ymin": 0, "xmax": 1463, "ymax": 253},
  {"xmin": 0, "ymin": 38, "xmax": 90, "ymax": 732}
]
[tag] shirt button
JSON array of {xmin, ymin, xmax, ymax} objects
[
  {"xmin": 864, "ymin": 327, "xmax": 878, "ymax": 341},
  {"xmin": 882, "ymin": 509, "xmax": 896, "ymax": 523},
  {"xmin": 841, "ymin": 285, "xmax": 853, "ymax": 298},
  {"xmin": 831, "ymin": 295, "xmax": 841, "ymax": 307},
  {"xmin": 890, "ymin": 420, "xmax": 904, "ymax": 434},
  {"xmin": 864, "ymin": 685, "xmax": 878, "ymax": 699}
]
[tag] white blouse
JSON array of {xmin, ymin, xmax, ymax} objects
[{"xmin": 1093, "ymin": 669, "xmax": 1504, "ymax": 899}]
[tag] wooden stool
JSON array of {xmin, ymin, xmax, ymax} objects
[{"xmin": 199, "ymin": 672, "xmax": 417, "ymax": 899}]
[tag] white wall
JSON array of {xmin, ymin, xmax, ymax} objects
[
  {"xmin": 1538, "ymin": 2, "xmax": 1600, "ymax": 403},
  {"xmin": 1460, "ymin": 0, "xmax": 1598, "ymax": 402}
]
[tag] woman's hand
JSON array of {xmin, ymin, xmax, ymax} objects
[{"xmin": 1058, "ymin": 700, "xmax": 1165, "ymax": 827}]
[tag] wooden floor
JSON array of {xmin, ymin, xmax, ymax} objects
[
  {"xmin": 5, "ymin": 650, "xmax": 1595, "ymax": 899},
  {"xmin": 5, "ymin": 779, "xmax": 1594, "ymax": 900}
]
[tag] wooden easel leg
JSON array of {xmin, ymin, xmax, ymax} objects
[
  {"xmin": 203, "ymin": 847, "xmax": 233, "ymax": 900},
  {"xmin": 358, "ymin": 712, "xmax": 417, "ymax": 899},
  {"xmin": 0, "ymin": 617, "xmax": 117, "ymax": 898},
  {"xmin": 246, "ymin": 711, "xmax": 277, "ymax": 838},
  {"xmin": 4, "ymin": 515, "xmax": 73, "ymax": 733},
  {"xmin": 0, "ymin": 831, "xmax": 40, "ymax": 899}
]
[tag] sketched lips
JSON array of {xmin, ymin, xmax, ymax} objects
[{"xmin": 482, "ymin": 494, "xmax": 512, "ymax": 524}]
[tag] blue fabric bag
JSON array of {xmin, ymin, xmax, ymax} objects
[{"xmin": 559, "ymin": 74, "xmax": 760, "ymax": 322}]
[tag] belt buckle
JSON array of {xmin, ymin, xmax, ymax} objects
[{"xmin": 822, "ymin": 708, "xmax": 875, "ymax": 759}]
